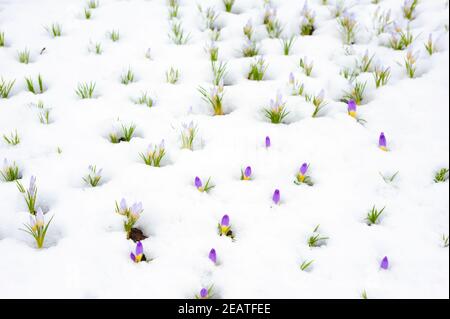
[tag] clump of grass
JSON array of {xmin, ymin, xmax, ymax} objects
[
  {"xmin": 166, "ymin": 67, "xmax": 180, "ymax": 84},
  {"xmin": 0, "ymin": 78, "xmax": 15, "ymax": 98},
  {"xmin": 299, "ymin": 2, "xmax": 315, "ymax": 35},
  {"xmin": 212, "ymin": 61, "xmax": 227, "ymax": 86},
  {"xmin": 25, "ymin": 74, "xmax": 45, "ymax": 94},
  {"xmin": 247, "ymin": 57, "xmax": 267, "ymax": 81},
  {"xmin": 84, "ymin": 9, "xmax": 92, "ymax": 20},
  {"xmin": 198, "ymin": 5, "xmax": 219, "ymax": 31},
  {"xmin": 46, "ymin": 23, "xmax": 62, "ymax": 37},
  {"xmin": 379, "ymin": 171, "xmax": 399, "ymax": 184},
  {"xmin": 404, "ymin": 50, "xmax": 418, "ymax": 78},
  {"xmin": 198, "ymin": 84, "xmax": 224, "ymax": 116},
  {"xmin": 340, "ymin": 67, "xmax": 359, "ymax": 82},
  {"xmin": 442, "ymin": 235, "xmax": 449, "ymax": 248},
  {"xmin": 281, "ymin": 36, "xmax": 296, "ymax": 55},
  {"xmin": 373, "ymin": 7, "xmax": 392, "ymax": 35},
  {"xmin": 373, "ymin": 65, "xmax": 391, "ymax": 88},
  {"xmin": 18, "ymin": 49, "xmax": 30, "ymax": 64},
  {"xmin": 300, "ymin": 260, "xmax": 314, "ymax": 271},
  {"xmin": 1, "ymin": 159, "xmax": 21, "ymax": 182},
  {"xmin": 169, "ymin": 21, "xmax": 190, "ymax": 45},
  {"xmin": 76, "ymin": 82, "xmax": 96, "ymax": 99},
  {"xmin": 87, "ymin": 0, "xmax": 99, "ymax": 9},
  {"xmin": 38, "ymin": 107, "xmax": 51, "ymax": 125},
  {"xmin": 134, "ymin": 92, "xmax": 154, "ymax": 107},
  {"xmin": 342, "ymin": 81, "xmax": 366, "ymax": 105},
  {"xmin": 0, "ymin": 31, "xmax": 4, "ymax": 47},
  {"xmin": 83, "ymin": 165, "xmax": 103, "ymax": 187},
  {"xmin": 434, "ymin": 168, "xmax": 449, "ymax": 183},
  {"xmin": 338, "ymin": 12, "xmax": 357, "ymax": 45},
  {"xmin": 88, "ymin": 41, "xmax": 103, "ymax": 55},
  {"xmin": 108, "ymin": 30, "xmax": 120, "ymax": 42},
  {"xmin": 366, "ymin": 206, "xmax": 385, "ymax": 226},
  {"xmin": 121, "ymin": 68, "xmax": 135, "ymax": 85},
  {"xmin": 140, "ymin": 141, "xmax": 166, "ymax": 167},
  {"xmin": 307, "ymin": 225, "xmax": 328, "ymax": 248},
  {"xmin": 402, "ymin": 0, "xmax": 419, "ymax": 20},
  {"xmin": 242, "ymin": 40, "xmax": 259, "ymax": 57},
  {"xmin": 357, "ymin": 50, "xmax": 374, "ymax": 73},
  {"xmin": 168, "ymin": 0, "xmax": 179, "ymax": 19},
  {"xmin": 299, "ymin": 57, "xmax": 313, "ymax": 76},
  {"xmin": 205, "ymin": 42, "xmax": 219, "ymax": 62},
  {"xmin": 223, "ymin": 0, "xmax": 235, "ymax": 13},
  {"xmin": 3, "ymin": 130, "xmax": 20, "ymax": 146},
  {"xmin": 109, "ymin": 124, "xmax": 136, "ymax": 143},
  {"xmin": 288, "ymin": 73, "xmax": 305, "ymax": 96},
  {"xmin": 264, "ymin": 93, "xmax": 289, "ymax": 124},
  {"xmin": 209, "ymin": 28, "xmax": 221, "ymax": 42},
  {"xmin": 361, "ymin": 290, "xmax": 368, "ymax": 299}
]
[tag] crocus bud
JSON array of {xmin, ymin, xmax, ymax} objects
[
  {"xmin": 380, "ymin": 256, "xmax": 389, "ymax": 270},
  {"xmin": 130, "ymin": 241, "xmax": 144, "ymax": 263},
  {"xmin": 220, "ymin": 215, "xmax": 230, "ymax": 235},
  {"xmin": 273, "ymin": 189, "xmax": 280, "ymax": 205},
  {"xmin": 195, "ymin": 177, "xmax": 203, "ymax": 191},
  {"xmin": 265, "ymin": 136, "xmax": 271, "ymax": 148},
  {"xmin": 348, "ymin": 99, "xmax": 357, "ymax": 117},
  {"xmin": 379, "ymin": 132, "xmax": 388, "ymax": 151},
  {"xmin": 199, "ymin": 288, "xmax": 209, "ymax": 299},
  {"xmin": 35, "ymin": 207, "xmax": 45, "ymax": 228},
  {"xmin": 208, "ymin": 248, "xmax": 217, "ymax": 264},
  {"xmin": 242, "ymin": 166, "xmax": 252, "ymax": 180},
  {"xmin": 298, "ymin": 163, "xmax": 308, "ymax": 182},
  {"xmin": 289, "ymin": 72, "xmax": 295, "ymax": 85},
  {"xmin": 130, "ymin": 202, "xmax": 143, "ymax": 221}
]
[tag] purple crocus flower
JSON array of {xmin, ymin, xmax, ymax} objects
[
  {"xmin": 289, "ymin": 72, "xmax": 295, "ymax": 85},
  {"xmin": 379, "ymin": 132, "xmax": 387, "ymax": 151},
  {"xmin": 199, "ymin": 288, "xmax": 209, "ymax": 299},
  {"xmin": 300, "ymin": 163, "xmax": 308, "ymax": 176},
  {"xmin": 221, "ymin": 215, "xmax": 230, "ymax": 227},
  {"xmin": 130, "ymin": 241, "xmax": 144, "ymax": 263},
  {"xmin": 195, "ymin": 176, "xmax": 203, "ymax": 190},
  {"xmin": 348, "ymin": 99, "xmax": 357, "ymax": 117},
  {"xmin": 242, "ymin": 166, "xmax": 252, "ymax": 180},
  {"xmin": 129, "ymin": 202, "xmax": 143, "ymax": 221},
  {"xmin": 28, "ymin": 176, "xmax": 37, "ymax": 196},
  {"xmin": 380, "ymin": 256, "xmax": 389, "ymax": 270},
  {"xmin": 208, "ymin": 248, "xmax": 217, "ymax": 264},
  {"xmin": 120, "ymin": 198, "xmax": 127, "ymax": 211},
  {"xmin": 265, "ymin": 136, "xmax": 271, "ymax": 148},
  {"xmin": 272, "ymin": 189, "xmax": 281, "ymax": 205}
]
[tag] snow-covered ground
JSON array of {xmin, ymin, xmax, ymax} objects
[{"xmin": 0, "ymin": 0, "xmax": 448, "ymax": 299}]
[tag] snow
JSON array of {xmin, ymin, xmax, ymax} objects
[{"xmin": 0, "ymin": 0, "xmax": 449, "ymax": 299}]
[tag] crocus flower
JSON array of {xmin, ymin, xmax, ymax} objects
[
  {"xmin": 289, "ymin": 72, "xmax": 295, "ymax": 85},
  {"xmin": 265, "ymin": 136, "xmax": 271, "ymax": 148},
  {"xmin": 208, "ymin": 248, "xmax": 217, "ymax": 264},
  {"xmin": 297, "ymin": 163, "xmax": 308, "ymax": 182},
  {"xmin": 117, "ymin": 198, "xmax": 128, "ymax": 215},
  {"xmin": 31, "ymin": 207, "xmax": 45, "ymax": 231},
  {"xmin": 220, "ymin": 214, "xmax": 230, "ymax": 235},
  {"xmin": 130, "ymin": 241, "xmax": 144, "ymax": 263},
  {"xmin": 378, "ymin": 132, "xmax": 388, "ymax": 151},
  {"xmin": 28, "ymin": 176, "xmax": 37, "ymax": 196},
  {"xmin": 242, "ymin": 166, "xmax": 252, "ymax": 180},
  {"xmin": 380, "ymin": 256, "xmax": 389, "ymax": 270},
  {"xmin": 129, "ymin": 202, "xmax": 143, "ymax": 221},
  {"xmin": 272, "ymin": 189, "xmax": 280, "ymax": 205},
  {"xmin": 195, "ymin": 176, "xmax": 203, "ymax": 191},
  {"xmin": 199, "ymin": 288, "xmax": 209, "ymax": 299},
  {"xmin": 347, "ymin": 99, "xmax": 357, "ymax": 118}
]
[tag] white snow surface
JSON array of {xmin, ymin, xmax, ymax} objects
[{"xmin": 0, "ymin": 0, "xmax": 449, "ymax": 298}]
